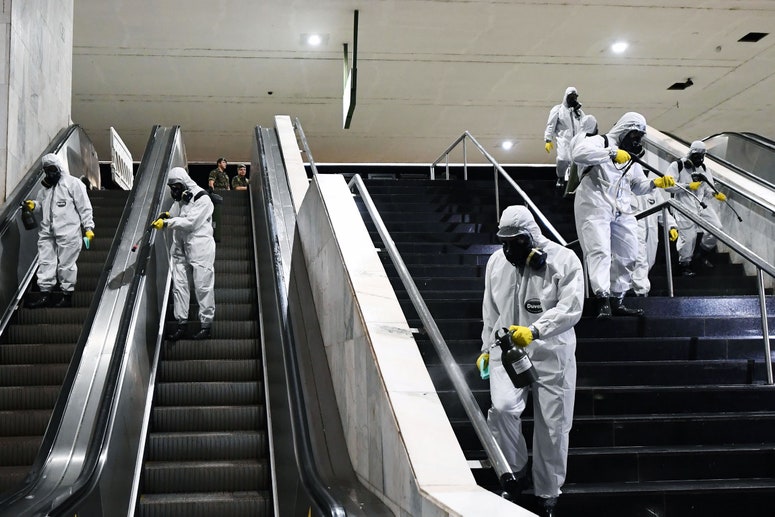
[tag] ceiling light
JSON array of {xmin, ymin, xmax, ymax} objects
[
  {"xmin": 611, "ymin": 41, "xmax": 628, "ymax": 54},
  {"xmin": 738, "ymin": 32, "xmax": 768, "ymax": 43},
  {"xmin": 500, "ymin": 140, "xmax": 514, "ymax": 150},
  {"xmin": 307, "ymin": 34, "xmax": 322, "ymax": 46}
]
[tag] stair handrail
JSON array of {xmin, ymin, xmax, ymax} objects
[
  {"xmin": 430, "ymin": 130, "xmax": 567, "ymax": 246},
  {"xmin": 347, "ymin": 172, "xmax": 521, "ymax": 495}
]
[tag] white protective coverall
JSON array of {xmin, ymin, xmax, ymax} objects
[
  {"xmin": 34, "ymin": 153, "xmax": 94, "ymax": 292},
  {"xmin": 544, "ymin": 86, "xmax": 585, "ymax": 181},
  {"xmin": 666, "ymin": 151, "xmax": 722, "ymax": 265},
  {"xmin": 630, "ymin": 180, "xmax": 676, "ymax": 295},
  {"xmin": 481, "ymin": 206, "xmax": 583, "ymax": 499},
  {"xmin": 165, "ymin": 167, "xmax": 216, "ymax": 326},
  {"xmin": 565, "ymin": 114, "xmax": 599, "ymax": 196},
  {"xmin": 571, "ymin": 112, "xmax": 658, "ymax": 297}
]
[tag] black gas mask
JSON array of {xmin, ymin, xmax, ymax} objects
[
  {"xmin": 566, "ymin": 92, "xmax": 579, "ymax": 109},
  {"xmin": 502, "ymin": 232, "xmax": 547, "ymax": 270},
  {"xmin": 619, "ymin": 130, "xmax": 645, "ymax": 157},
  {"xmin": 41, "ymin": 164, "xmax": 61, "ymax": 188},
  {"xmin": 688, "ymin": 151, "xmax": 705, "ymax": 168},
  {"xmin": 169, "ymin": 182, "xmax": 192, "ymax": 203}
]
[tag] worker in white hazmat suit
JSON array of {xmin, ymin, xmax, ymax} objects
[
  {"xmin": 544, "ymin": 86, "xmax": 585, "ymax": 188},
  {"xmin": 152, "ymin": 167, "xmax": 216, "ymax": 340},
  {"xmin": 25, "ymin": 153, "xmax": 94, "ymax": 308},
  {"xmin": 564, "ymin": 113, "xmax": 599, "ymax": 197},
  {"xmin": 571, "ymin": 112, "xmax": 676, "ymax": 318},
  {"xmin": 630, "ymin": 172, "xmax": 678, "ymax": 296},
  {"xmin": 479, "ymin": 205, "xmax": 583, "ymax": 517},
  {"xmin": 665, "ymin": 140, "xmax": 725, "ymax": 277}
]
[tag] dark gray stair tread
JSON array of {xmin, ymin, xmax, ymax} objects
[
  {"xmin": 143, "ymin": 459, "xmax": 269, "ymax": 492},
  {"xmin": 147, "ymin": 431, "xmax": 266, "ymax": 461},
  {"xmin": 0, "ymin": 385, "xmax": 60, "ymax": 409},
  {"xmin": 155, "ymin": 382, "xmax": 262, "ymax": 406},
  {"xmin": 137, "ymin": 490, "xmax": 271, "ymax": 512},
  {"xmin": 157, "ymin": 360, "xmax": 260, "ymax": 383},
  {"xmin": 563, "ymin": 477, "xmax": 775, "ymax": 494},
  {"xmin": 0, "ymin": 409, "xmax": 53, "ymax": 435},
  {"xmin": 0, "ymin": 344, "xmax": 76, "ymax": 364},
  {"xmin": 161, "ymin": 340, "xmax": 258, "ymax": 361},
  {"xmin": 150, "ymin": 405, "xmax": 264, "ymax": 433},
  {"xmin": 0, "ymin": 364, "xmax": 69, "ymax": 386},
  {"xmin": 0, "ymin": 435, "xmax": 43, "ymax": 464}
]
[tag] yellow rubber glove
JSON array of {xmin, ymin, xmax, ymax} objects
[
  {"xmin": 151, "ymin": 218, "xmax": 166, "ymax": 230},
  {"xmin": 508, "ymin": 325, "xmax": 534, "ymax": 348},
  {"xmin": 83, "ymin": 229, "xmax": 94, "ymax": 250},
  {"xmin": 714, "ymin": 192, "xmax": 727, "ymax": 201},
  {"xmin": 476, "ymin": 352, "xmax": 490, "ymax": 380},
  {"xmin": 669, "ymin": 228, "xmax": 679, "ymax": 242},
  {"xmin": 158, "ymin": 211, "xmax": 171, "ymax": 219},
  {"xmin": 688, "ymin": 181, "xmax": 702, "ymax": 191},
  {"xmin": 545, "ymin": 141, "xmax": 553, "ymax": 154},
  {"xmin": 653, "ymin": 176, "xmax": 676, "ymax": 189},
  {"xmin": 24, "ymin": 200, "xmax": 35, "ymax": 211},
  {"xmin": 612, "ymin": 149, "xmax": 631, "ymax": 164}
]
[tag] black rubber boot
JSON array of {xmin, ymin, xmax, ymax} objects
[
  {"xmin": 166, "ymin": 321, "xmax": 187, "ymax": 341},
  {"xmin": 679, "ymin": 262, "xmax": 696, "ymax": 277},
  {"xmin": 51, "ymin": 291, "xmax": 72, "ymax": 308},
  {"xmin": 192, "ymin": 324, "xmax": 211, "ymax": 340},
  {"xmin": 542, "ymin": 496, "xmax": 558, "ymax": 517},
  {"xmin": 595, "ymin": 294, "xmax": 611, "ymax": 320},
  {"xmin": 696, "ymin": 246, "xmax": 715, "ymax": 268},
  {"xmin": 26, "ymin": 292, "xmax": 51, "ymax": 309},
  {"xmin": 610, "ymin": 296, "xmax": 644, "ymax": 316}
]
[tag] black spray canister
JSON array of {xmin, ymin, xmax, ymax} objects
[
  {"xmin": 20, "ymin": 203, "xmax": 37, "ymax": 230},
  {"xmin": 495, "ymin": 327, "xmax": 538, "ymax": 388}
]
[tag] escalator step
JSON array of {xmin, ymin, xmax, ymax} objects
[
  {"xmin": 16, "ymin": 307, "xmax": 90, "ymax": 325},
  {"xmin": 0, "ymin": 343, "xmax": 76, "ymax": 364},
  {"xmin": 155, "ymin": 382, "xmax": 262, "ymax": 406},
  {"xmin": 214, "ymin": 274, "xmax": 254, "ymax": 289},
  {"xmin": 0, "ymin": 385, "xmax": 60, "ymax": 409},
  {"xmin": 211, "ymin": 248, "xmax": 252, "ymax": 261},
  {"xmin": 162, "ymin": 340, "xmax": 258, "ymax": 361},
  {"xmin": 3, "ymin": 324, "xmax": 82, "ymax": 344},
  {"xmin": 169, "ymin": 304, "xmax": 257, "ymax": 322},
  {"xmin": 0, "ymin": 466, "xmax": 32, "ymax": 494},
  {"xmin": 0, "ymin": 364, "xmax": 68, "ymax": 386},
  {"xmin": 0, "ymin": 409, "xmax": 52, "ymax": 436},
  {"xmin": 0, "ymin": 435, "xmax": 43, "ymax": 465},
  {"xmin": 150, "ymin": 406, "xmax": 265, "ymax": 433},
  {"xmin": 137, "ymin": 490, "xmax": 271, "ymax": 517},
  {"xmin": 143, "ymin": 459, "xmax": 269, "ymax": 493},
  {"xmin": 147, "ymin": 431, "xmax": 267, "ymax": 461},
  {"xmin": 212, "ymin": 260, "xmax": 254, "ymax": 275},
  {"xmin": 157, "ymin": 360, "xmax": 260, "ymax": 383}
]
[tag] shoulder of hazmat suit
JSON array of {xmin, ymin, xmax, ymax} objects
[{"xmin": 482, "ymin": 206, "xmax": 583, "ymax": 355}]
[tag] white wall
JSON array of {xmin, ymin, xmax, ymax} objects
[{"xmin": 1, "ymin": 0, "xmax": 73, "ymax": 201}]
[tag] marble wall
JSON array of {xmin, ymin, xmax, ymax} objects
[
  {"xmin": 296, "ymin": 173, "xmax": 533, "ymax": 516},
  {"xmin": 1, "ymin": 0, "xmax": 73, "ymax": 201}
]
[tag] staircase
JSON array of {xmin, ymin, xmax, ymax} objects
[
  {"xmin": 355, "ymin": 170, "xmax": 775, "ymax": 517},
  {"xmin": 136, "ymin": 191, "xmax": 272, "ymax": 516},
  {"xmin": 0, "ymin": 189, "xmax": 129, "ymax": 493}
]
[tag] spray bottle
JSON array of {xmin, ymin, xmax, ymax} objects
[{"xmin": 494, "ymin": 327, "xmax": 538, "ymax": 388}]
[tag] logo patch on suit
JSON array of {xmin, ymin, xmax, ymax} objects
[
  {"xmin": 525, "ymin": 298, "xmax": 543, "ymax": 314},
  {"xmin": 57, "ymin": 200, "xmax": 67, "ymax": 207},
  {"xmin": 648, "ymin": 198, "xmax": 656, "ymax": 205}
]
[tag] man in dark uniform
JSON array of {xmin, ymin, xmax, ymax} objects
[{"xmin": 208, "ymin": 157, "xmax": 230, "ymax": 191}]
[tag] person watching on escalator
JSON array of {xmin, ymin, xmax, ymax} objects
[
  {"xmin": 479, "ymin": 205, "xmax": 583, "ymax": 517},
  {"xmin": 24, "ymin": 153, "xmax": 94, "ymax": 309},
  {"xmin": 208, "ymin": 157, "xmax": 230, "ymax": 191}
]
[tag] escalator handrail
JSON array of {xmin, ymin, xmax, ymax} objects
[
  {"xmin": 347, "ymin": 172, "xmax": 519, "ymax": 493},
  {"xmin": 0, "ymin": 125, "xmax": 153, "ymax": 509},
  {"xmin": 254, "ymin": 126, "xmax": 346, "ymax": 517},
  {"xmin": 47, "ymin": 126, "xmax": 180, "ymax": 516}
]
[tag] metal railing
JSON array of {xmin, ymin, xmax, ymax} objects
[
  {"xmin": 430, "ymin": 131, "xmax": 567, "ymax": 246},
  {"xmin": 633, "ymin": 198, "xmax": 775, "ymax": 384},
  {"xmin": 347, "ymin": 172, "xmax": 520, "ymax": 494}
]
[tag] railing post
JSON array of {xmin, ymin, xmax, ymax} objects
[
  {"xmin": 757, "ymin": 269, "xmax": 773, "ymax": 384},
  {"xmin": 463, "ymin": 137, "xmax": 468, "ymax": 181},
  {"xmin": 661, "ymin": 207, "xmax": 675, "ymax": 297},
  {"xmin": 445, "ymin": 153, "xmax": 450, "ymax": 181},
  {"xmin": 494, "ymin": 165, "xmax": 499, "ymax": 222}
]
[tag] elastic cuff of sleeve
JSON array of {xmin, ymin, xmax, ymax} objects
[{"xmin": 529, "ymin": 325, "xmax": 540, "ymax": 340}]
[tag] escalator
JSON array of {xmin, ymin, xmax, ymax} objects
[
  {"xmin": 702, "ymin": 131, "xmax": 775, "ymax": 188},
  {"xmin": 136, "ymin": 190, "xmax": 272, "ymax": 516},
  {"xmin": 0, "ymin": 188, "xmax": 129, "ymax": 492}
]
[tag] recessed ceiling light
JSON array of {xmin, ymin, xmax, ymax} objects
[
  {"xmin": 738, "ymin": 32, "xmax": 768, "ymax": 43},
  {"xmin": 611, "ymin": 41, "xmax": 628, "ymax": 54},
  {"xmin": 500, "ymin": 140, "xmax": 514, "ymax": 150},
  {"xmin": 307, "ymin": 34, "xmax": 322, "ymax": 46}
]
